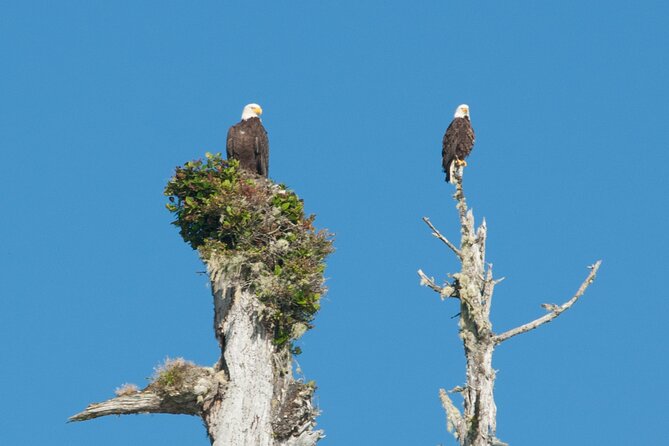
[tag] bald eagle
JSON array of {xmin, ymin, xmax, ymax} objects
[
  {"xmin": 442, "ymin": 104, "xmax": 475, "ymax": 183},
  {"xmin": 226, "ymin": 103, "xmax": 269, "ymax": 177}
]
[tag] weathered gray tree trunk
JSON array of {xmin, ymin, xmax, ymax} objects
[
  {"xmin": 204, "ymin": 264, "xmax": 321, "ymax": 445},
  {"xmin": 70, "ymin": 258, "xmax": 322, "ymax": 446},
  {"xmin": 418, "ymin": 170, "xmax": 600, "ymax": 446}
]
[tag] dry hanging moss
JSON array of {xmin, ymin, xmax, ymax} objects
[
  {"xmin": 150, "ymin": 358, "xmax": 198, "ymax": 395},
  {"xmin": 165, "ymin": 153, "xmax": 333, "ymax": 347}
]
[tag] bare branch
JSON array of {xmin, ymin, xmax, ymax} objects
[
  {"xmin": 417, "ymin": 269, "xmax": 443, "ymax": 293},
  {"xmin": 449, "ymin": 385, "xmax": 466, "ymax": 393},
  {"xmin": 493, "ymin": 261, "xmax": 602, "ymax": 345},
  {"xmin": 493, "ymin": 277, "xmax": 506, "ymax": 285},
  {"xmin": 439, "ymin": 388, "xmax": 463, "ymax": 441},
  {"xmin": 422, "ymin": 217, "xmax": 462, "ymax": 259},
  {"xmin": 418, "ymin": 269, "xmax": 456, "ymax": 300},
  {"xmin": 69, "ymin": 391, "xmax": 192, "ymax": 422},
  {"xmin": 70, "ymin": 363, "xmax": 223, "ymax": 422}
]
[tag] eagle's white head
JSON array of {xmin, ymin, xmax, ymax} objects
[
  {"xmin": 241, "ymin": 103, "xmax": 263, "ymax": 120},
  {"xmin": 454, "ymin": 104, "xmax": 470, "ymax": 119}
]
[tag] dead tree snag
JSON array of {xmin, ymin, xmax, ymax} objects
[{"xmin": 418, "ymin": 170, "xmax": 600, "ymax": 446}]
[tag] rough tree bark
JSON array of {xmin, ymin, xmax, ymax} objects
[
  {"xmin": 418, "ymin": 170, "xmax": 601, "ymax": 446},
  {"xmin": 70, "ymin": 157, "xmax": 327, "ymax": 446},
  {"xmin": 203, "ymin": 265, "xmax": 322, "ymax": 445},
  {"xmin": 70, "ymin": 264, "xmax": 322, "ymax": 445}
]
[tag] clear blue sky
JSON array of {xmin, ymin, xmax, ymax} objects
[{"xmin": 2, "ymin": 1, "xmax": 668, "ymax": 444}]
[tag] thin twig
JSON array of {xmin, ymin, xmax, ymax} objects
[
  {"xmin": 418, "ymin": 269, "xmax": 458, "ymax": 300},
  {"xmin": 493, "ymin": 261, "xmax": 602, "ymax": 345},
  {"xmin": 422, "ymin": 217, "xmax": 462, "ymax": 260},
  {"xmin": 493, "ymin": 277, "xmax": 506, "ymax": 285},
  {"xmin": 417, "ymin": 269, "xmax": 443, "ymax": 294}
]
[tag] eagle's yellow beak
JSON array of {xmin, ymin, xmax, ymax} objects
[
  {"xmin": 254, "ymin": 106, "xmax": 263, "ymax": 115},
  {"xmin": 461, "ymin": 107, "xmax": 468, "ymax": 114}
]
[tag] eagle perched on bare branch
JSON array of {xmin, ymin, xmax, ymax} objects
[
  {"xmin": 442, "ymin": 104, "xmax": 475, "ymax": 183},
  {"xmin": 226, "ymin": 103, "xmax": 269, "ymax": 177}
]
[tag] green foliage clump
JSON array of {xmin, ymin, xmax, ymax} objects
[{"xmin": 165, "ymin": 153, "xmax": 333, "ymax": 346}]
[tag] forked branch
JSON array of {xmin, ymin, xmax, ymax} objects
[{"xmin": 493, "ymin": 260, "xmax": 602, "ymax": 345}]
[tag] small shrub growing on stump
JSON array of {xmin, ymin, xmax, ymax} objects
[{"xmin": 165, "ymin": 152, "xmax": 333, "ymax": 346}]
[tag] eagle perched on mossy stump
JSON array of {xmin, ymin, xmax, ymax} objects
[
  {"xmin": 165, "ymin": 152, "xmax": 333, "ymax": 443},
  {"xmin": 165, "ymin": 152, "xmax": 333, "ymax": 346},
  {"xmin": 71, "ymin": 152, "xmax": 332, "ymax": 445}
]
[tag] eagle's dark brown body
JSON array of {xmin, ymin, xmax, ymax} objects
[
  {"xmin": 442, "ymin": 116, "xmax": 475, "ymax": 182},
  {"xmin": 226, "ymin": 117, "xmax": 269, "ymax": 177}
]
